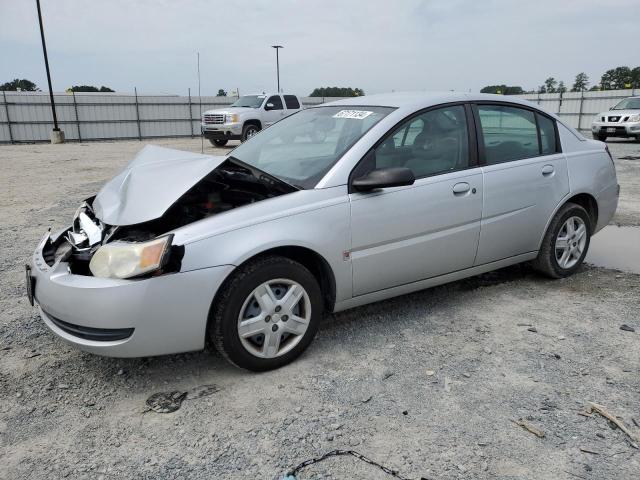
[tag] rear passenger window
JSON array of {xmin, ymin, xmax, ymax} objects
[
  {"xmin": 477, "ymin": 105, "xmax": 539, "ymax": 164},
  {"xmin": 283, "ymin": 95, "xmax": 300, "ymax": 109},
  {"xmin": 536, "ymin": 113, "xmax": 557, "ymax": 155}
]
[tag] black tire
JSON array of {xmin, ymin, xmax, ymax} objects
[
  {"xmin": 635, "ymin": 135, "xmax": 640, "ymax": 143},
  {"xmin": 532, "ymin": 202, "xmax": 592, "ymax": 279},
  {"xmin": 209, "ymin": 138, "xmax": 228, "ymax": 147},
  {"xmin": 209, "ymin": 256, "xmax": 323, "ymax": 371},
  {"xmin": 593, "ymin": 133, "xmax": 607, "ymax": 142},
  {"xmin": 241, "ymin": 123, "xmax": 260, "ymax": 142}
]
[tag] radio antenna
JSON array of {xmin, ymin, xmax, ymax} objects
[{"xmin": 197, "ymin": 52, "xmax": 203, "ymax": 154}]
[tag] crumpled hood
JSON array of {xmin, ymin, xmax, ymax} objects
[{"xmin": 93, "ymin": 145, "xmax": 226, "ymax": 226}]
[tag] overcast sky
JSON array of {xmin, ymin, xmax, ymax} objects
[{"xmin": 1, "ymin": 0, "xmax": 638, "ymax": 96}]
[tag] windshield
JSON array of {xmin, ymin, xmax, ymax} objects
[
  {"xmin": 229, "ymin": 106, "xmax": 394, "ymax": 189},
  {"xmin": 230, "ymin": 95, "xmax": 266, "ymax": 108},
  {"xmin": 612, "ymin": 97, "xmax": 640, "ymax": 110}
]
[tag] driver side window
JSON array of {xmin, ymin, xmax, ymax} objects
[
  {"xmin": 266, "ymin": 95, "xmax": 283, "ymax": 110},
  {"xmin": 374, "ymin": 105, "xmax": 469, "ymax": 178}
]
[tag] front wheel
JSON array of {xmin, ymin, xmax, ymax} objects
[
  {"xmin": 209, "ymin": 256, "xmax": 323, "ymax": 371},
  {"xmin": 532, "ymin": 203, "xmax": 591, "ymax": 279},
  {"xmin": 209, "ymin": 138, "xmax": 228, "ymax": 147},
  {"xmin": 241, "ymin": 124, "xmax": 260, "ymax": 142}
]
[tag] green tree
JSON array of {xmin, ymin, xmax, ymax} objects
[
  {"xmin": 309, "ymin": 87, "xmax": 366, "ymax": 97},
  {"xmin": 600, "ymin": 69, "xmax": 615, "ymax": 90},
  {"xmin": 1, "ymin": 78, "xmax": 38, "ymax": 91},
  {"xmin": 480, "ymin": 84, "xmax": 524, "ymax": 95},
  {"xmin": 543, "ymin": 77, "xmax": 557, "ymax": 93},
  {"xmin": 557, "ymin": 81, "xmax": 567, "ymax": 94},
  {"xmin": 632, "ymin": 67, "xmax": 640, "ymax": 88},
  {"xmin": 217, "ymin": 89, "xmax": 227, "ymax": 96},
  {"xmin": 571, "ymin": 72, "xmax": 589, "ymax": 92},
  {"xmin": 600, "ymin": 67, "xmax": 633, "ymax": 90},
  {"xmin": 69, "ymin": 85, "xmax": 114, "ymax": 92}
]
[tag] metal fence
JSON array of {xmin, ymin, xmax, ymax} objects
[
  {"xmin": 0, "ymin": 91, "xmax": 338, "ymax": 143},
  {"xmin": 516, "ymin": 88, "xmax": 638, "ymax": 130},
  {"xmin": 1, "ymin": 88, "xmax": 638, "ymax": 143}
]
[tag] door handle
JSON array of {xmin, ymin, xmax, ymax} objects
[
  {"xmin": 452, "ymin": 182, "xmax": 471, "ymax": 195},
  {"xmin": 541, "ymin": 165, "xmax": 555, "ymax": 176}
]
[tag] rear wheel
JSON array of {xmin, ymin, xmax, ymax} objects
[
  {"xmin": 532, "ymin": 203, "xmax": 591, "ymax": 279},
  {"xmin": 209, "ymin": 138, "xmax": 228, "ymax": 147},
  {"xmin": 241, "ymin": 123, "xmax": 260, "ymax": 142},
  {"xmin": 209, "ymin": 256, "xmax": 323, "ymax": 371}
]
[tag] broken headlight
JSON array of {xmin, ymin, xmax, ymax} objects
[{"xmin": 89, "ymin": 235, "xmax": 173, "ymax": 279}]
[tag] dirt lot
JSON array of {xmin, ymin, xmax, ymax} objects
[{"xmin": 1, "ymin": 137, "xmax": 639, "ymax": 480}]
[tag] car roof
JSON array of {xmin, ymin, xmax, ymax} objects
[{"xmin": 324, "ymin": 91, "xmax": 538, "ymax": 110}]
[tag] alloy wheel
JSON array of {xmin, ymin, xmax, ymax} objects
[
  {"xmin": 237, "ymin": 279, "xmax": 311, "ymax": 358},
  {"xmin": 555, "ymin": 216, "xmax": 587, "ymax": 269}
]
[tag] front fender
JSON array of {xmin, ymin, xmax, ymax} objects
[{"xmin": 179, "ymin": 199, "xmax": 352, "ymax": 302}]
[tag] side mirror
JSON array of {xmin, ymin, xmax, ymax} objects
[
  {"xmin": 265, "ymin": 103, "xmax": 275, "ymax": 110},
  {"xmin": 352, "ymin": 167, "xmax": 415, "ymax": 192}
]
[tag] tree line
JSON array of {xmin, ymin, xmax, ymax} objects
[
  {"xmin": 1, "ymin": 79, "xmax": 114, "ymax": 92},
  {"xmin": 481, "ymin": 65, "xmax": 640, "ymax": 95},
  {"xmin": 309, "ymin": 87, "xmax": 364, "ymax": 97}
]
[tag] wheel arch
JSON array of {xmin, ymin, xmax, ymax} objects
[
  {"xmin": 538, "ymin": 191, "xmax": 599, "ymax": 250},
  {"xmin": 243, "ymin": 119, "xmax": 262, "ymax": 130},
  {"xmin": 208, "ymin": 245, "xmax": 337, "ymax": 321}
]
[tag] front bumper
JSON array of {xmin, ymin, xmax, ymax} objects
[
  {"xmin": 201, "ymin": 121, "xmax": 242, "ymax": 139},
  {"xmin": 592, "ymin": 122, "xmax": 640, "ymax": 138},
  {"xmin": 29, "ymin": 231, "xmax": 234, "ymax": 357}
]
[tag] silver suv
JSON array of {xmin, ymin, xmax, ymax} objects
[
  {"xmin": 592, "ymin": 96, "xmax": 640, "ymax": 142},
  {"xmin": 201, "ymin": 93, "xmax": 303, "ymax": 146}
]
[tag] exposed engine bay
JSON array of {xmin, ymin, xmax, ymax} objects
[{"xmin": 45, "ymin": 159, "xmax": 296, "ymax": 276}]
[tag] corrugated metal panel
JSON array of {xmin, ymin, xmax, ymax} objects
[{"xmin": 2, "ymin": 90, "xmax": 638, "ymax": 143}]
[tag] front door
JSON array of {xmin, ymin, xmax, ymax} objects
[
  {"xmin": 263, "ymin": 95, "xmax": 285, "ymax": 127},
  {"xmin": 349, "ymin": 104, "xmax": 483, "ymax": 296}
]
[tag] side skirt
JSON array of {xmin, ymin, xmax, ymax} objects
[{"xmin": 333, "ymin": 251, "xmax": 538, "ymax": 312}]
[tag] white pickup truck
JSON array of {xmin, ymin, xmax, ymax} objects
[{"xmin": 201, "ymin": 93, "xmax": 303, "ymax": 146}]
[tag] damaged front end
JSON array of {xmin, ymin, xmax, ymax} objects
[
  {"xmin": 54, "ymin": 146, "xmax": 296, "ymax": 279},
  {"xmin": 43, "ymin": 199, "xmax": 180, "ymax": 279}
]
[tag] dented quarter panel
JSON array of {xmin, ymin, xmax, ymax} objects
[{"xmin": 93, "ymin": 145, "xmax": 227, "ymax": 226}]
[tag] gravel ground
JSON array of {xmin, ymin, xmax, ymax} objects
[{"xmin": 1, "ymin": 137, "xmax": 639, "ymax": 480}]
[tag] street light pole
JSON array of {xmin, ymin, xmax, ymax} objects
[
  {"xmin": 36, "ymin": 0, "xmax": 64, "ymax": 143},
  {"xmin": 271, "ymin": 45, "xmax": 283, "ymax": 93}
]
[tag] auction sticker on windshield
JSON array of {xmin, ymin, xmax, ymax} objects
[{"xmin": 333, "ymin": 110, "xmax": 373, "ymax": 120}]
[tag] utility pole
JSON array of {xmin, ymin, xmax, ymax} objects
[
  {"xmin": 36, "ymin": 0, "xmax": 64, "ymax": 143},
  {"xmin": 271, "ymin": 45, "xmax": 283, "ymax": 93}
]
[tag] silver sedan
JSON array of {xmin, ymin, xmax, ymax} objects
[{"xmin": 28, "ymin": 92, "xmax": 619, "ymax": 371}]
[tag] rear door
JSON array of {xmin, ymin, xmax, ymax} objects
[
  {"xmin": 473, "ymin": 103, "xmax": 569, "ymax": 265},
  {"xmin": 349, "ymin": 104, "xmax": 483, "ymax": 296},
  {"xmin": 263, "ymin": 95, "xmax": 286, "ymax": 126}
]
